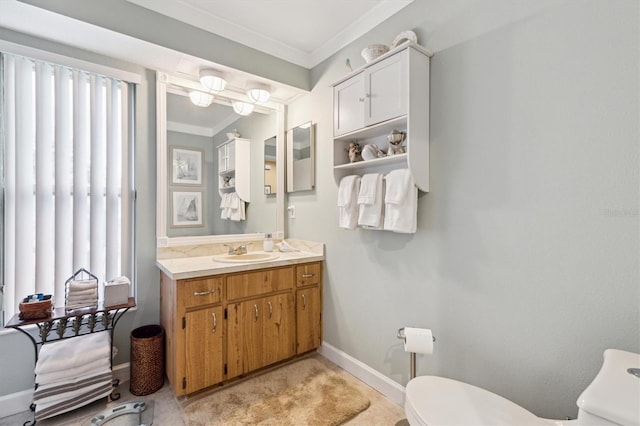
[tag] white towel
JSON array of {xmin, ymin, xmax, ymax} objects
[
  {"xmin": 358, "ymin": 173, "xmax": 384, "ymax": 229},
  {"xmin": 383, "ymin": 169, "xmax": 418, "ymax": 233},
  {"xmin": 36, "ymin": 357, "xmax": 111, "ymax": 385},
  {"xmin": 228, "ymin": 192, "xmax": 246, "ymax": 221},
  {"xmin": 67, "ymin": 279, "xmax": 97, "ymax": 292},
  {"xmin": 35, "ymin": 380, "xmax": 113, "ymax": 421},
  {"xmin": 337, "ymin": 175, "xmax": 361, "ymax": 230},
  {"xmin": 66, "ymin": 288, "xmax": 97, "ymax": 298},
  {"xmin": 35, "ymin": 332, "xmax": 111, "ymax": 375}
]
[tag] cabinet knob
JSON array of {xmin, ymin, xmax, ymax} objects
[{"xmin": 211, "ymin": 312, "xmax": 217, "ymax": 333}]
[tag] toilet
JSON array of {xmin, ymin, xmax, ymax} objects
[{"xmin": 404, "ymin": 349, "xmax": 640, "ymax": 426}]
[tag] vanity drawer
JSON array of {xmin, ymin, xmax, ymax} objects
[
  {"xmin": 227, "ymin": 267, "xmax": 294, "ymax": 301},
  {"xmin": 182, "ymin": 277, "xmax": 223, "ymax": 308},
  {"xmin": 296, "ymin": 263, "xmax": 321, "ymax": 287}
]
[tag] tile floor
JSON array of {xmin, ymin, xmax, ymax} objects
[{"xmin": 0, "ymin": 354, "xmax": 408, "ymax": 426}]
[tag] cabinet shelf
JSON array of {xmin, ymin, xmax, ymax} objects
[
  {"xmin": 334, "ymin": 153, "xmax": 407, "ymax": 170},
  {"xmin": 333, "ymin": 116, "xmax": 406, "ymax": 142}
]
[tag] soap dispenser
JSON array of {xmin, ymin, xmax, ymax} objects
[{"xmin": 263, "ymin": 233, "xmax": 273, "ymax": 252}]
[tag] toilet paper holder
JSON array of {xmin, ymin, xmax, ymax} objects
[{"xmin": 397, "ymin": 327, "xmax": 436, "ymax": 380}]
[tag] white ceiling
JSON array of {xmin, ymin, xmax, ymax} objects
[
  {"xmin": 0, "ymin": 0, "xmax": 414, "ymax": 131},
  {"xmin": 127, "ymin": 0, "xmax": 414, "ymax": 68}
]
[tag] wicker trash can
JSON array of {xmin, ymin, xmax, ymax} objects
[{"xmin": 130, "ymin": 324, "xmax": 165, "ymax": 396}]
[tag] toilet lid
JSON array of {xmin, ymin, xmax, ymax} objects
[{"xmin": 405, "ymin": 376, "xmax": 553, "ymax": 426}]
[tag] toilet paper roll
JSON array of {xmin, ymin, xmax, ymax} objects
[{"xmin": 404, "ymin": 327, "xmax": 434, "ymax": 354}]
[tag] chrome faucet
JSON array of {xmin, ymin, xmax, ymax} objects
[{"xmin": 224, "ymin": 243, "xmax": 251, "ymax": 255}]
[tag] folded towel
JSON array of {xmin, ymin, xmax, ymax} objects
[
  {"xmin": 337, "ymin": 175, "xmax": 360, "ymax": 208},
  {"xmin": 358, "ymin": 173, "xmax": 384, "ymax": 229},
  {"xmin": 66, "ymin": 288, "xmax": 97, "ymax": 297},
  {"xmin": 35, "ymin": 332, "xmax": 111, "ymax": 375},
  {"xmin": 67, "ymin": 279, "xmax": 97, "ymax": 292},
  {"xmin": 34, "ymin": 376, "xmax": 112, "ymax": 406},
  {"xmin": 383, "ymin": 169, "xmax": 417, "ymax": 233},
  {"xmin": 34, "ymin": 370, "xmax": 112, "ymax": 399},
  {"xmin": 65, "ymin": 298, "xmax": 99, "ymax": 308},
  {"xmin": 338, "ymin": 175, "xmax": 361, "ymax": 230},
  {"xmin": 357, "ymin": 173, "xmax": 381, "ymax": 205},
  {"xmin": 36, "ymin": 357, "xmax": 111, "ymax": 385},
  {"xmin": 35, "ymin": 380, "xmax": 113, "ymax": 421}
]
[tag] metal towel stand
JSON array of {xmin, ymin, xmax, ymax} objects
[{"xmin": 397, "ymin": 327, "xmax": 436, "ymax": 380}]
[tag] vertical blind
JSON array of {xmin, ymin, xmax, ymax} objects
[{"xmin": 1, "ymin": 53, "xmax": 133, "ymax": 321}]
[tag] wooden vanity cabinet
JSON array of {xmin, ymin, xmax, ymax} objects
[
  {"xmin": 295, "ymin": 263, "xmax": 323, "ymax": 354},
  {"xmin": 160, "ymin": 261, "xmax": 323, "ymax": 396}
]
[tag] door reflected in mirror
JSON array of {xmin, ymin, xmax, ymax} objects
[
  {"xmin": 286, "ymin": 122, "xmax": 315, "ymax": 192},
  {"xmin": 264, "ymin": 136, "xmax": 276, "ymax": 195}
]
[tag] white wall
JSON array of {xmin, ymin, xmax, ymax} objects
[{"xmin": 288, "ymin": 0, "xmax": 639, "ymax": 419}]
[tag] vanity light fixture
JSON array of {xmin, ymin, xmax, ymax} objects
[
  {"xmin": 199, "ymin": 68, "xmax": 227, "ymax": 93},
  {"xmin": 246, "ymin": 82, "xmax": 271, "ymax": 103},
  {"xmin": 189, "ymin": 90, "xmax": 213, "ymax": 107},
  {"xmin": 232, "ymin": 101, "xmax": 254, "ymax": 116}
]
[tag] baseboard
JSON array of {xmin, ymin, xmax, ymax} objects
[
  {"xmin": 0, "ymin": 362, "xmax": 131, "ymax": 419},
  {"xmin": 318, "ymin": 341, "xmax": 406, "ymax": 406},
  {"xmin": 112, "ymin": 362, "xmax": 130, "ymax": 386},
  {"xmin": 0, "ymin": 388, "xmax": 33, "ymax": 418}
]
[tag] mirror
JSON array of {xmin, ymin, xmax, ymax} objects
[
  {"xmin": 156, "ymin": 72, "xmax": 286, "ymax": 246},
  {"xmin": 286, "ymin": 122, "xmax": 315, "ymax": 192},
  {"xmin": 264, "ymin": 136, "xmax": 277, "ymax": 195}
]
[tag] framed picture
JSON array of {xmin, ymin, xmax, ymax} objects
[
  {"xmin": 171, "ymin": 147, "xmax": 203, "ymax": 185},
  {"xmin": 264, "ymin": 185, "xmax": 272, "ymax": 195},
  {"xmin": 171, "ymin": 190, "xmax": 203, "ymax": 227}
]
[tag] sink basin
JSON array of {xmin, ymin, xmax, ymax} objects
[{"xmin": 212, "ymin": 252, "xmax": 280, "ymax": 263}]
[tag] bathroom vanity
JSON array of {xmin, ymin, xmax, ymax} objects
[{"xmin": 157, "ymin": 248, "xmax": 323, "ymax": 396}]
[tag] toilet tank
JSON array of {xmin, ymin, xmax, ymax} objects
[{"xmin": 576, "ymin": 349, "xmax": 640, "ymax": 426}]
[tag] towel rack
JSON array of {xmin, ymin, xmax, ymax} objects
[{"xmin": 4, "ymin": 298, "xmax": 135, "ymax": 426}]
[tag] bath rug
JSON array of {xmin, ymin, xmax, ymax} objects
[{"xmin": 181, "ymin": 357, "xmax": 370, "ymax": 426}]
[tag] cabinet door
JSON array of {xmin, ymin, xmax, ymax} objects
[
  {"xmin": 218, "ymin": 144, "xmax": 228, "ymax": 173},
  {"xmin": 365, "ymin": 50, "xmax": 408, "ymax": 126},
  {"xmin": 227, "ymin": 140, "xmax": 236, "ymax": 171},
  {"xmin": 184, "ymin": 306, "xmax": 224, "ymax": 393},
  {"xmin": 226, "ymin": 300, "xmax": 263, "ymax": 379},
  {"xmin": 333, "ymin": 72, "xmax": 365, "ymax": 136},
  {"xmin": 263, "ymin": 293, "xmax": 295, "ymax": 366},
  {"xmin": 296, "ymin": 286, "xmax": 322, "ymax": 354}
]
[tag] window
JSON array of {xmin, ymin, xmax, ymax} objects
[{"xmin": 0, "ymin": 52, "xmax": 135, "ymax": 324}]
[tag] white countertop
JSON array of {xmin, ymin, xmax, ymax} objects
[{"xmin": 156, "ymin": 250, "xmax": 324, "ymax": 280}]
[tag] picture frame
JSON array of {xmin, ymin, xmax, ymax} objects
[
  {"xmin": 171, "ymin": 147, "xmax": 203, "ymax": 185},
  {"xmin": 171, "ymin": 190, "xmax": 203, "ymax": 227},
  {"xmin": 264, "ymin": 185, "xmax": 272, "ymax": 195}
]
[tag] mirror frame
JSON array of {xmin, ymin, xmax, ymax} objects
[{"xmin": 156, "ymin": 72, "xmax": 286, "ymax": 247}]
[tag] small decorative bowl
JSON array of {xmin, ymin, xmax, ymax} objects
[{"xmin": 361, "ymin": 44, "xmax": 390, "ymax": 63}]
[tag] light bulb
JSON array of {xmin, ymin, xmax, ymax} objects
[{"xmin": 189, "ymin": 90, "xmax": 213, "ymax": 107}]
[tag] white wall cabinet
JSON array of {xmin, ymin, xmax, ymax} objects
[
  {"xmin": 217, "ymin": 138, "xmax": 250, "ymax": 202},
  {"xmin": 332, "ymin": 42, "xmax": 432, "ymax": 191}
]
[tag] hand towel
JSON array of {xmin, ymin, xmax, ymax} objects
[
  {"xmin": 337, "ymin": 175, "xmax": 361, "ymax": 230},
  {"xmin": 358, "ymin": 173, "xmax": 384, "ymax": 229},
  {"xmin": 34, "ymin": 376, "xmax": 112, "ymax": 406},
  {"xmin": 68, "ymin": 279, "xmax": 97, "ymax": 292},
  {"xmin": 65, "ymin": 288, "xmax": 98, "ymax": 298},
  {"xmin": 35, "ymin": 332, "xmax": 111, "ymax": 375},
  {"xmin": 383, "ymin": 169, "xmax": 418, "ymax": 233}
]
